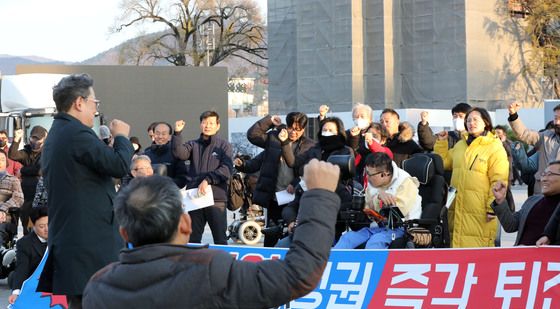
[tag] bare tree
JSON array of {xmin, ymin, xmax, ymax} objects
[
  {"xmin": 114, "ymin": 0, "xmax": 267, "ymax": 67},
  {"xmin": 518, "ymin": 0, "xmax": 560, "ymax": 98}
]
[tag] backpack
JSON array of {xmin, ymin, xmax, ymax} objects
[{"xmin": 227, "ymin": 173, "xmax": 251, "ymax": 211}]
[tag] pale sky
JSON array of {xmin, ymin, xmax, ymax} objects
[{"xmin": 0, "ymin": 0, "xmax": 267, "ymax": 63}]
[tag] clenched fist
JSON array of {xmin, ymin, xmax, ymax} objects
[
  {"xmin": 303, "ymin": 159, "xmax": 340, "ymax": 193},
  {"xmin": 508, "ymin": 102, "xmax": 522, "ymax": 115},
  {"xmin": 14, "ymin": 129, "xmax": 23, "ymax": 142},
  {"xmin": 109, "ymin": 119, "xmax": 130, "ymax": 138},
  {"xmin": 278, "ymin": 128, "xmax": 288, "ymax": 142},
  {"xmin": 420, "ymin": 111, "xmax": 429, "ymax": 125},
  {"xmin": 175, "ymin": 120, "xmax": 185, "ymax": 133},
  {"xmin": 492, "ymin": 180, "xmax": 507, "ymax": 205},
  {"xmin": 436, "ymin": 131, "xmax": 448, "ymax": 141},
  {"xmin": 271, "ymin": 115, "xmax": 282, "ymax": 126}
]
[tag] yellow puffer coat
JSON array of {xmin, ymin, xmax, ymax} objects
[{"xmin": 434, "ymin": 132, "xmax": 509, "ymax": 248}]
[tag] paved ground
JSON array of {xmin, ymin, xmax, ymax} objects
[{"xmin": 0, "ymin": 185, "xmax": 530, "ymax": 307}]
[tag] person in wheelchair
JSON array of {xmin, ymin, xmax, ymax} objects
[
  {"xmin": 0, "ymin": 149, "xmax": 24, "ymax": 248},
  {"xmin": 334, "ymin": 152, "xmax": 421, "ymax": 249}
]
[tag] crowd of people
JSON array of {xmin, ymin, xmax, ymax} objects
[{"xmin": 0, "ymin": 72, "xmax": 558, "ymax": 307}]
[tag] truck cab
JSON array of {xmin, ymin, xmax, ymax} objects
[{"xmin": 0, "ymin": 73, "xmax": 101, "ymax": 144}]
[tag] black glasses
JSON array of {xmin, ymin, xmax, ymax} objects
[
  {"xmin": 541, "ymin": 170, "xmax": 560, "ymax": 177},
  {"xmin": 365, "ymin": 170, "xmax": 384, "ymax": 177},
  {"xmin": 82, "ymin": 96, "xmax": 100, "ymax": 110}
]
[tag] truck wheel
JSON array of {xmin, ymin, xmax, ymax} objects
[{"xmin": 239, "ymin": 221, "xmax": 262, "ymax": 245}]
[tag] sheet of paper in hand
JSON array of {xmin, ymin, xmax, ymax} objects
[{"xmin": 181, "ymin": 187, "xmax": 215, "ymax": 212}]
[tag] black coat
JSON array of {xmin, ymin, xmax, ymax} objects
[
  {"xmin": 38, "ymin": 113, "xmax": 134, "ymax": 295},
  {"xmin": 83, "ymin": 189, "xmax": 341, "ymax": 309},
  {"xmin": 143, "ymin": 143, "xmax": 187, "ymax": 188},
  {"xmin": 8, "ymin": 140, "xmax": 42, "ymax": 201},
  {"xmin": 239, "ymin": 116, "xmax": 314, "ymax": 207},
  {"xmin": 10, "ymin": 231, "xmax": 47, "ymax": 291}
]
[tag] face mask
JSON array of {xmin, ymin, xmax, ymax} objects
[
  {"xmin": 30, "ymin": 142, "xmax": 42, "ymax": 151},
  {"xmin": 555, "ymin": 125, "xmax": 560, "ymax": 136},
  {"xmin": 0, "ymin": 141, "xmax": 6, "ymax": 148},
  {"xmin": 321, "ymin": 131, "xmax": 336, "ymax": 137},
  {"xmin": 132, "ymin": 143, "xmax": 140, "ymax": 151},
  {"xmin": 453, "ymin": 118, "xmax": 465, "ymax": 132},
  {"xmin": 354, "ymin": 118, "xmax": 370, "ymax": 130}
]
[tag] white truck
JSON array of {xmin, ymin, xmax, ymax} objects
[{"xmin": 0, "ymin": 73, "xmax": 101, "ymax": 143}]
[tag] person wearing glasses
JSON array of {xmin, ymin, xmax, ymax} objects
[
  {"xmin": 434, "ymin": 107, "xmax": 509, "ymax": 248},
  {"xmin": 234, "ymin": 112, "xmax": 314, "ymax": 247},
  {"xmin": 492, "ymin": 160, "xmax": 560, "ymax": 246},
  {"xmin": 8, "ymin": 125, "xmax": 47, "ymax": 235},
  {"xmin": 119, "ymin": 155, "xmax": 155, "ymax": 189},
  {"xmin": 37, "ymin": 73, "xmax": 134, "ymax": 308},
  {"xmin": 334, "ymin": 152, "xmax": 421, "ymax": 249}
]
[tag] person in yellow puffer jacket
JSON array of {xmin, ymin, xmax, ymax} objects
[{"xmin": 434, "ymin": 107, "xmax": 509, "ymax": 248}]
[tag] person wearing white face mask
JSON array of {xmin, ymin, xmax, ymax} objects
[
  {"xmin": 347, "ymin": 103, "xmax": 374, "ymax": 183},
  {"xmin": 417, "ymin": 103, "xmax": 471, "ymax": 152}
]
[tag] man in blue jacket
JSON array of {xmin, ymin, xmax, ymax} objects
[{"xmin": 172, "ymin": 111, "xmax": 233, "ymax": 244}]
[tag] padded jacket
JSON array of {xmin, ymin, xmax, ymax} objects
[
  {"xmin": 240, "ymin": 116, "xmax": 314, "ymax": 207},
  {"xmin": 434, "ymin": 132, "xmax": 509, "ymax": 248},
  {"xmin": 83, "ymin": 189, "xmax": 341, "ymax": 309},
  {"xmin": 385, "ymin": 122, "xmax": 423, "ymax": 167},
  {"xmin": 172, "ymin": 133, "xmax": 233, "ymax": 202}
]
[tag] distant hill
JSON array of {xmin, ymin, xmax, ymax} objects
[
  {"xmin": 1, "ymin": 31, "xmax": 266, "ymax": 79},
  {"xmin": 0, "ymin": 55, "xmax": 69, "ymax": 75},
  {"xmin": 80, "ymin": 32, "xmax": 267, "ymax": 78}
]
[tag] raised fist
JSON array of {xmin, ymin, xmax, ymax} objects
[
  {"xmin": 175, "ymin": 120, "xmax": 186, "ymax": 133},
  {"xmin": 233, "ymin": 158, "xmax": 243, "ymax": 167},
  {"xmin": 14, "ymin": 129, "xmax": 23, "ymax": 142},
  {"xmin": 303, "ymin": 159, "xmax": 340, "ymax": 193},
  {"xmin": 491, "ymin": 180, "xmax": 507, "ymax": 205},
  {"xmin": 350, "ymin": 126, "xmax": 361, "ymax": 137},
  {"xmin": 278, "ymin": 128, "xmax": 288, "ymax": 142},
  {"xmin": 109, "ymin": 119, "xmax": 130, "ymax": 137},
  {"xmin": 437, "ymin": 131, "xmax": 448, "ymax": 141},
  {"xmin": 420, "ymin": 111, "xmax": 429, "ymax": 125},
  {"xmin": 271, "ymin": 115, "xmax": 282, "ymax": 126},
  {"xmin": 319, "ymin": 105, "xmax": 329, "ymax": 117},
  {"xmin": 508, "ymin": 102, "xmax": 522, "ymax": 115}
]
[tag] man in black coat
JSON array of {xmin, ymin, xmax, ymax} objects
[
  {"xmin": 380, "ymin": 108, "xmax": 423, "ymax": 167},
  {"xmin": 235, "ymin": 112, "xmax": 315, "ymax": 247},
  {"xmin": 83, "ymin": 159, "xmax": 341, "ymax": 308},
  {"xmin": 8, "ymin": 206, "xmax": 48, "ymax": 305},
  {"xmin": 143, "ymin": 122, "xmax": 187, "ymax": 188},
  {"xmin": 37, "ymin": 74, "xmax": 134, "ymax": 307},
  {"xmin": 9, "ymin": 125, "xmax": 47, "ymax": 235}
]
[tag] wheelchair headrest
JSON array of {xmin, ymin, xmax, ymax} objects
[
  {"xmin": 402, "ymin": 153, "xmax": 435, "ymax": 185},
  {"xmin": 426, "ymin": 153, "xmax": 445, "ymax": 176},
  {"xmin": 152, "ymin": 163, "xmax": 168, "ymax": 177},
  {"xmin": 327, "ymin": 154, "xmax": 355, "ymax": 180}
]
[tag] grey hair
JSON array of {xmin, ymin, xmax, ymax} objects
[
  {"xmin": 114, "ymin": 175, "xmax": 183, "ymax": 247},
  {"xmin": 352, "ymin": 102, "xmax": 373, "ymax": 121},
  {"xmin": 52, "ymin": 73, "xmax": 93, "ymax": 112},
  {"xmin": 131, "ymin": 155, "xmax": 152, "ymax": 170}
]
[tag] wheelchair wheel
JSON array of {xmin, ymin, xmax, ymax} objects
[{"xmin": 238, "ymin": 221, "xmax": 262, "ymax": 245}]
